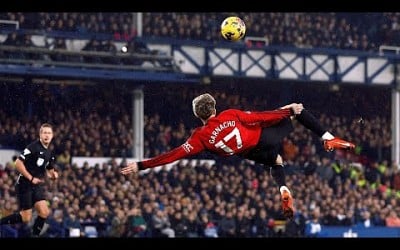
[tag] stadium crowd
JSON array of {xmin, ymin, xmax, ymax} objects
[{"xmin": 2, "ymin": 12, "xmax": 400, "ymax": 51}]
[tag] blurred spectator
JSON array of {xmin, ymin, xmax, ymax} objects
[
  {"xmin": 81, "ymin": 38, "xmax": 102, "ymax": 63},
  {"xmin": 125, "ymin": 208, "xmax": 147, "ymax": 237},
  {"xmin": 305, "ymin": 209, "xmax": 322, "ymax": 237},
  {"xmin": 100, "ymin": 40, "xmax": 119, "ymax": 64},
  {"xmin": 204, "ymin": 221, "xmax": 218, "ymax": 238},
  {"xmin": 108, "ymin": 208, "xmax": 125, "ymax": 237},
  {"xmin": 56, "ymin": 150, "xmax": 71, "ymax": 169},
  {"xmin": 218, "ymin": 210, "xmax": 236, "ymax": 237},
  {"xmin": 151, "ymin": 208, "xmax": 175, "ymax": 237},
  {"xmin": 170, "ymin": 212, "xmax": 189, "ymax": 237},
  {"xmin": 252, "ymin": 208, "xmax": 271, "ymax": 237},
  {"xmin": 46, "ymin": 209, "xmax": 66, "ymax": 237},
  {"xmin": 2, "ymin": 32, "xmax": 24, "ymax": 59},
  {"xmin": 385, "ymin": 210, "xmax": 400, "ymax": 227},
  {"xmin": 63, "ymin": 211, "xmax": 83, "ymax": 237},
  {"xmin": 49, "ymin": 38, "xmax": 67, "ymax": 62},
  {"xmin": 356, "ymin": 210, "xmax": 374, "ymax": 228},
  {"xmin": 235, "ymin": 208, "xmax": 251, "ymax": 237}
]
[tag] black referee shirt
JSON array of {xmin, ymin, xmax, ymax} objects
[{"xmin": 17, "ymin": 139, "xmax": 55, "ymax": 183}]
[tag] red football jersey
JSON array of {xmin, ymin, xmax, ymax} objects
[{"xmin": 140, "ymin": 108, "xmax": 292, "ymax": 169}]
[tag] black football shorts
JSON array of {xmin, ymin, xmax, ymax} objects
[{"xmin": 243, "ymin": 118, "xmax": 294, "ymax": 166}]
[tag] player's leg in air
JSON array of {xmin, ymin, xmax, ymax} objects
[
  {"xmin": 280, "ymin": 103, "xmax": 355, "ymax": 151},
  {"xmin": 269, "ymin": 154, "xmax": 294, "ymax": 219},
  {"xmin": 243, "ymin": 118, "xmax": 296, "ymax": 219},
  {"xmin": 275, "ymin": 104, "xmax": 355, "ymax": 219},
  {"xmin": 244, "ymin": 149, "xmax": 295, "ymax": 219}
]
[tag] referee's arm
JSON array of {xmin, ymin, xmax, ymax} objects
[{"xmin": 15, "ymin": 158, "xmax": 34, "ymax": 182}]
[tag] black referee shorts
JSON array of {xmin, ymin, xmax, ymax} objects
[
  {"xmin": 16, "ymin": 182, "xmax": 47, "ymax": 210},
  {"xmin": 243, "ymin": 118, "xmax": 294, "ymax": 166}
]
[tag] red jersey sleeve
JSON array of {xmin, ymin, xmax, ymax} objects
[
  {"xmin": 234, "ymin": 108, "xmax": 292, "ymax": 126},
  {"xmin": 139, "ymin": 130, "xmax": 205, "ymax": 169}
]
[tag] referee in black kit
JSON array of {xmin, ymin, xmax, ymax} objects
[{"xmin": 0, "ymin": 123, "xmax": 59, "ymax": 237}]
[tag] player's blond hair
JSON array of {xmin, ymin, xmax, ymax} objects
[{"xmin": 192, "ymin": 93, "xmax": 216, "ymax": 120}]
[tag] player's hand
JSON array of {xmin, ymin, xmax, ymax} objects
[
  {"xmin": 121, "ymin": 162, "xmax": 139, "ymax": 175},
  {"xmin": 290, "ymin": 103, "xmax": 304, "ymax": 115},
  {"xmin": 281, "ymin": 103, "xmax": 303, "ymax": 115}
]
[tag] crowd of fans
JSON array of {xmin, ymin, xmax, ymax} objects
[
  {"xmin": 0, "ymin": 148, "xmax": 399, "ymax": 238},
  {"xmin": 2, "ymin": 12, "xmax": 400, "ymax": 51}
]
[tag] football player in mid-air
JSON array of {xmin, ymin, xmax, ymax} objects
[{"xmin": 121, "ymin": 93, "xmax": 355, "ymax": 219}]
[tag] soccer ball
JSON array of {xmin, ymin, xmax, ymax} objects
[{"xmin": 220, "ymin": 16, "xmax": 246, "ymax": 42}]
